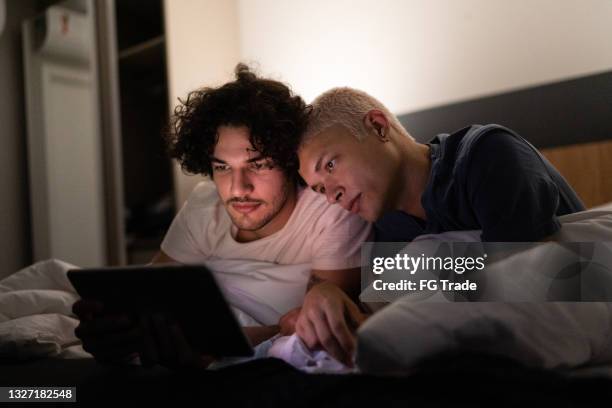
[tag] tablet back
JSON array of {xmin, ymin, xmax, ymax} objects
[{"xmin": 67, "ymin": 264, "xmax": 253, "ymax": 357}]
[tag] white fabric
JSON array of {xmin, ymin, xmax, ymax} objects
[
  {"xmin": 357, "ymin": 302, "xmax": 612, "ymax": 374},
  {"xmin": 357, "ymin": 207, "xmax": 612, "ymax": 375},
  {"xmin": 0, "ymin": 259, "xmax": 88, "ymax": 360},
  {"xmin": 589, "ymin": 201, "xmax": 612, "ymax": 212},
  {"xmin": 268, "ymin": 334, "xmax": 352, "ymax": 373},
  {"xmin": 205, "ymin": 258, "xmax": 311, "ymax": 325},
  {"xmin": 161, "ymin": 181, "xmax": 372, "ymax": 271},
  {"xmin": 208, "ymin": 332, "xmax": 350, "ymax": 374}
]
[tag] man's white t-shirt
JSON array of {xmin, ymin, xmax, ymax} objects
[{"xmin": 161, "ymin": 182, "xmax": 372, "ymax": 270}]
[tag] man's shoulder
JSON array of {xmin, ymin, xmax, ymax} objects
[
  {"xmin": 296, "ymin": 187, "xmax": 351, "ymax": 218},
  {"xmin": 444, "ymin": 124, "xmax": 535, "ymax": 172},
  {"xmin": 453, "ymin": 124, "xmax": 519, "ymax": 153},
  {"xmin": 294, "ymin": 187, "xmax": 369, "ymax": 230}
]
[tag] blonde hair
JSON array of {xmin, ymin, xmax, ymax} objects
[{"xmin": 303, "ymin": 87, "xmax": 411, "ymax": 144}]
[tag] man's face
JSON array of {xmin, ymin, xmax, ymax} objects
[
  {"xmin": 212, "ymin": 126, "xmax": 294, "ymax": 236},
  {"xmin": 298, "ymin": 125, "xmax": 397, "ymax": 222}
]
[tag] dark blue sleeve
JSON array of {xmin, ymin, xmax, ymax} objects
[
  {"xmin": 464, "ymin": 131, "xmax": 561, "ymax": 242},
  {"xmin": 374, "ymin": 211, "xmax": 426, "ymax": 242}
]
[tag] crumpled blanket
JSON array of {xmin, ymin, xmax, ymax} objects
[
  {"xmin": 0, "ymin": 259, "xmax": 87, "ymax": 360},
  {"xmin": 268, "ymin": 334, "xmax": 353, "ymax": 373}
]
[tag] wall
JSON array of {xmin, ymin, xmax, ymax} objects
[
  {"xmin": 237, "ymin": 0, "xmax": 612, "ymax": 114},
  {"xmin": 163, "ymin": 0, "xmax": 612, "ymax": 206},
  {"xmin": 164, "ymin": 0, "xmax": 241, "ymax": 206},
  {"xmin": 0, "ymin": 0, "xmax": 39, "ymax": 278}
]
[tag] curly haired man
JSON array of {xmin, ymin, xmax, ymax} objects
[{"xmin": 72, "ymin": 65, "xmax": 371, "ymax": 369}]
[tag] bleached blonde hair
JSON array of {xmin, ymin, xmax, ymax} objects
[{"xmin": 302, "ymin": 87, "xmax": 412, "ymax": 144}]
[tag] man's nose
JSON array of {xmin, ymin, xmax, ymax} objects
[
  {"xmin": 230, "ymin": 169, "xmax": 254, "ymax": 196},
  {"xmin": 325, "ymin": 184, "xmax": 344, "ymax": 205}
]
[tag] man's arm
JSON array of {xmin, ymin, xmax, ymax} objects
[
  {"xmin": 150, "ymin": 250, "xmax": 179, "ymax": 265},
  {"xmin": 308, "ymin": 267, "xmax": 361, "ymax": 300},
  {"xmin": 280, "ymin": 199, "xmax": 372, "ymax": 361}
]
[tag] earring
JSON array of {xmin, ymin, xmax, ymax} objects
[{"xmin": 378, "ymin": 128, "xmax": 388, "ymax": 141}]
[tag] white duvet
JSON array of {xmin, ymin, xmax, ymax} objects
[
  {"xmin": 0, "ymin": 259, "xmax": 86, "ymax": 360},
  {"xmin": 357, "ymin": 207, "xmax": 612, "ymax": 375}
]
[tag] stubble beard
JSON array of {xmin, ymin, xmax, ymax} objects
[{"xmin": 226, "ymin": 182, "xmax": 292, "ymax": 232}]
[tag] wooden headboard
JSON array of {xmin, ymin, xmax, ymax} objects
[{"xmin": 540, "ymin": 139, "xmax": 612, "ymax": 209}]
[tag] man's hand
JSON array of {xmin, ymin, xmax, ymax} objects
[
  {"xmin": 278, "ymin": 307, "xmax": 301, "ymax": 336},
  {"xmin": 72, "ymin": 299, "xmax": 140, "ymax": 364},
  {"xmin": 295, "ymin": 282, "xmax": 367, "ymax": 366}
]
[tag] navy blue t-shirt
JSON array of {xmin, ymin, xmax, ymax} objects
[{"xmin": 375, "ymin": 124, "xmax": 585, "ymax": 242}]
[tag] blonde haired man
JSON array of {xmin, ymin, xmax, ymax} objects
[{"xmin": 294, "ymin": 87, "xmax": 584, "ymax": 364}]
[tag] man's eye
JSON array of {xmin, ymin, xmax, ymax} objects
[
  {"xmin": 213, "ymin": 164, "xmax": 229, "ymax": 172},
  {"xmin": 319, "ymin": 185, "xmax": 326, "ymax": 194},
  {"xmin": 250, "ymin": 160, "xmax": 273, "ymax": 171},
  {"xmin": 326, "ymin": 159, "xmax": 336, "ymax": 172}
]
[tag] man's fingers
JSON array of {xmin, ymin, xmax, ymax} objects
[
  {"xmin": 344, "ymin": 300, "xmax": 366, "ymax": 330},
  {"xmin": 317, "ymin": 296, "xmax": 356, "ymax": 365},
  {"xmin": 279, "ymin": 307, "xmax": 301, "ymax": 336},
  {"xmin": 325, "ymin": 310, "xmax": 356, "ymax": 360},
  {"xmin": 296, "ymin": 315, "xmax": 319, "ymax": 349},
  {"xmin": 310, "ymin": 312, "xmax": 348, "ymax": 365}
]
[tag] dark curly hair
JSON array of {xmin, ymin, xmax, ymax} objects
[{"xmin": 165, "ymin": 64, "xmax": 310, "ymax": 183}]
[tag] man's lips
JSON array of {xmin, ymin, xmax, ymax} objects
[
  {"xmin": 231, "ymin": 202, "xmax": 262, "ymax": 214},
  {"xmin": 347, "ymin": 193, "xmax": 361, "ymax": 214}
]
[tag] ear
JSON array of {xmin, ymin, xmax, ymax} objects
[{"xmin": 363, "ymin": 109, "xmax": 390, "ymax": 141}]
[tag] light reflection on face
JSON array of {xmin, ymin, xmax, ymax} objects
[
  {"xmin": 298, "ymin": 125, "xmax": 398, "ymax": 222},
  {"xmin": 212, "ymin": 125, "xmax": 294, "ymax": 238}
]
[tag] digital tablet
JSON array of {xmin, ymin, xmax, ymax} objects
[{"xmin": 67, "ymin": 264, "xmax": 253, "ymax": 357}]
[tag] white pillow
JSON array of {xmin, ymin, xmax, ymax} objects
[
  {"xmin": 356, "ymin": 208, "xmax": 612, "ymax": 374},
  {"xmin": 356, "ymin": 301, "xmax": 612, "ymax": 374}
]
